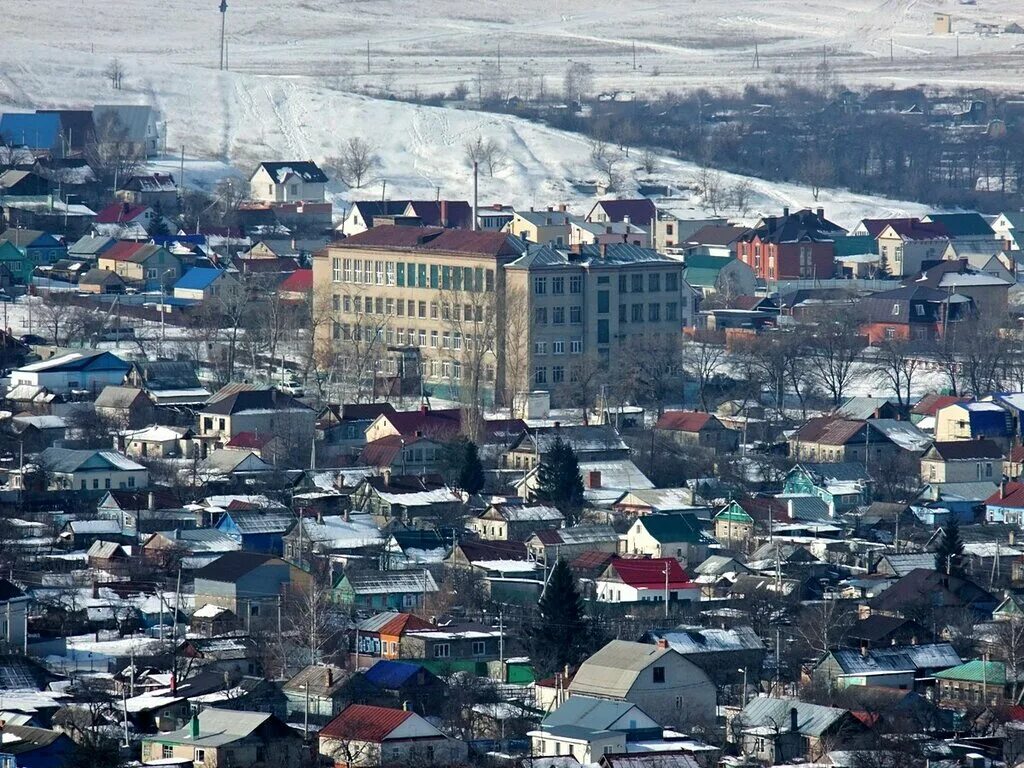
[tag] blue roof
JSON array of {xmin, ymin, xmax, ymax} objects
[
  {"xmin": 174, "ymin": 267, "xmax": 224, "ymax": 291},
  {"xmin": 363, "ymin": 660, "xmax": 428, "ymax": 689},
  {"xmin": 0, "ymin": 113, "xmax": 62, "ymax": 149}
]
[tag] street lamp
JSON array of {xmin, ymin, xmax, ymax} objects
[{"xmin": 738, "ymin": 667, "xmax": 748, "ymax": 707}]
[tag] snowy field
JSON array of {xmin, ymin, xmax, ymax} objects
[{"xmin": 2, "ymin": 1, "xmax": 1010, "ymax": 225}]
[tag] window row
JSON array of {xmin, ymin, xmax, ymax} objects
[
  {"xmin": 333, "ymin": 323, "xmax": 490, "ymax": 353},
  {"xmin": 331, "ymin": 257, "xmax": 494, "ymax": 292},
  {"xmin": 617, "ymin": 302, "xmax": 681, "ymax": 323},
  {"xmin": 533, "ymin": 275, "xmax": 583, "ymax": 295},
  {"xmin": 533, "ymin": 338, "xmax": 585, "ymax": 356},
  {"xmin": 534, "ymin": 306, "xmax": 582, "ymax": 325},
  {"xmin": 334, "ymin": 294, "xmax": 489, "ymax": 323}
]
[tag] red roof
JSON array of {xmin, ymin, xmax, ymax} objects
[
  {"xmin": 359, "ymin": 434, "xmax": 433, "ymax": 467},
  {"xmin": 791, "ymin": 416, "xmax": 866, "ymax": 446},
  {"xmin": 655, "ymin": 410, "xmax": 713, "ymax": 432},
  {"xmin": 986, "ymin": 482, "xmax": 1024, "ymax": 508},
  {"xmin": 376, "ymin": 613, "xmax": 436, "ymax": 636},
  {"xmin": 378, "ymin": 407, "xmax": 525, "ymax": 443},
  {"xmin": 278, "ymin": 268, "xmax": 312, "ymax": 293},
  {"xmin": 225, "ymin": 431, "xmax": 274, "ymax": 450},
  {"xmin": 337, "ymin": 226, "xmax": 522, "ymax": 256},
  {"xmin": 605, "ymin": 556, "xmax": 691, "ymax": 588},
  {"xmin": 320, "ymin": 704, "xmax": 413, "ymax": 743},
  {"xmin": 1010, "ymin": 445, "xmax": 1024, "ymax": 464},
  {"xmin": 101, "ymin": 240, "xmax": 145, "ymax": 262},
  {"xmin": 95, "ymin": 203, "xmax": 149, "ymax": 224},
  {"xmin": 911, "ymin": 394, "xmax": 964, "ymax": 417}
]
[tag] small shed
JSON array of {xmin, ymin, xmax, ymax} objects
[{"xmin": 934, "ymin": 12, "xmax": 952, "ymax": 34}]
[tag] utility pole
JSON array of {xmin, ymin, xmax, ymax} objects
[
  {"xmin": 367, "ymin": 40, "xmax": 371, "ymax": 73},
  {"xmin": 219, "ymin": 0, "xmax": 228, "ymax": 71},
  {"xmin": 632, "ymin": 41, "xmax": 637, "ymax": 71},
  {"xmin": 663, "ymin": 561, "xmax": 670, "ymax": 618},
  {"xmin": 179, "ymin": 146, "xmax": 185, "ymax": 197},
  {"xmin": 890, "ymin": 37, "xmax": 894, "ymax": 62},
  {"xmin": 754, "ymin": 39, "xmax": 760, "ymax": 69}
]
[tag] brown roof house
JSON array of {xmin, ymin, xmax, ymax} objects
[
  {"xmin": 788, "ymin": 417, "xmax": 900, "ymax": 464},
  {"xmin": 655, "ymin": 410, "xmax": 740, "ymax": 453}
]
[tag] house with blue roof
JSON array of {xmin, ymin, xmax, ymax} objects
[
  {"xmin": 935, "ymin": 400, "xmax": 1014, "ymax": 448},
  {"xmin": 10, "ymin": 350, "xmax": 130, "ymax": 395},
  {"xmin": 360, "ymin": 660, "xmax": 444, "ymax": 714},
  {"xmin": 214, "ymin": 507, "xmax": 295, "ymax": 555},
  {"xmin": 173, "ymin": 267, "xmax": 240, "ymax": 302},
  {"xmin": 0, "ymin": 112, "xmax": 63, "ymax": 153},
  {"xmin": 0, "ymin": 229, "xmax": 66, "ymax": 280}
]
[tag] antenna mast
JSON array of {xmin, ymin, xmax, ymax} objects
[{"xmin": 219, "ymin": 0, "xmax": 228, "ymax": 70}]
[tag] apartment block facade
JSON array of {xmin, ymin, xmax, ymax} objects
[{"xmin": 313, "ymin": 228, "xmax": 696, "ymax": 406}]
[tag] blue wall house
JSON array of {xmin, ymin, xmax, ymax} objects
[
  {"xmin": 0, "ymin": 229, "xmax": 67, "ymax": 276},
  {"xmin": 784, "ymin": 463, "xmax": 872, "ymax": 514},
  {"xmin": 0, "ymin": 113, "xmax": 63, "ymax": 154},
  {"xmin": 214, "ymin": 508, "xmax": 296, "ymax": 555},
  {"xmin": 333, "ymin": 569, "xmax": 439, "ymax": 610}
]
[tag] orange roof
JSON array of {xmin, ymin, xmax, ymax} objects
[
  {"xmin": 377, "ymin": 612, "xmax": 435, "ymax": 636},
  {"xmin": 655, "ymin": 410, "xmax": 713, "ymax": 432},
  {"xmin": 320, "ymin": 704, "xmax": 413, "ymax": 743},
  {"xmin": 986, "ymin": 481, "xmax": 1024, "ymax": 508}
]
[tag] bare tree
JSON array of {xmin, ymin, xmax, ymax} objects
[
  {"xmin": 794, "ymin": 600, "xmax": 857, "ymax": 659},
  {"xmin": 327, "ymin": 137, "xmax": 380, "ymax": 188},
  {"xmin": 620, "ymin": 334, "xmax": 683, "ymax": 415},
  {"xmin": 872, "ymin": 338, "xmax": 921, "ymax": 412},
  {"xmin": 438, "ymin": 283, "xmax": 499, "ymax": 438},
  {"xmin": 103, "ymin": 58, "xmax": 125, "ymax": 90},
  {"xmin": 639, "ymin": 148, "xmax": 659, "ymax": 175},
  {"xmin": 801, "ymin": 155, "xmax": 834, "ymax": 202},
  {"xmin": 802, "ymin": 304, "xmax": 866, "ymax": 407},
  {"xmin": 731, "ymin": 179, "xmax": 754, "ymax": 215},
  {"xmin": 693, "ymin": 163, "xmax": 724, "ymax": 215},
  {"xmin": 563, "ymin": 62, "xmax": 594, "ymax": 104},
  {"xmin": 589, "ymin": 138, "xmax": 624, "ymax": 192},
  {"xmin": 499, "ymin": 284, "xmax": 531, "ymax": 411},
  {"xmin": 463, "ymin": 135, "xmax": 507, "ymax": 177},
  {"xmin": 682, "ymin": 331, "xmax": 726, "ymax": 411},
  {"xmin": 85, "ymin": 112, "xmax": 144, "ymax": 191}
]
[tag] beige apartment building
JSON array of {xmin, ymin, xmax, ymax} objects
[{"xmin": 313, "ymin": 227, "xmax": 696, "ymax": 406}]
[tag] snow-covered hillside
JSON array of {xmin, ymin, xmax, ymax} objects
[{"xmin": 3, "ymin": 0, "xmax": 995, "ymax": 223}]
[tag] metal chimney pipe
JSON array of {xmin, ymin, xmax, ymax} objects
[{"xmin": 472, "ymin": 161, "xmax": 478, "ymax": 231}]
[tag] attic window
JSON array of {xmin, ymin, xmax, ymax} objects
[
  {"xmin": 915, "ymin": 304, "xmax": 925, "ymax": 316},
  {"xmin": 891, "ymin": 303, "xmax": 900, "ymax": 316}
]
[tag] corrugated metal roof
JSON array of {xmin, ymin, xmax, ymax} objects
[
  {"xmin": 569, "ymin": 640, "xmax": 676, "ymax": 698},
  {"xmin": 738, "ymin": 697, "xmax": 848, "ymax": 738},
  {"xmin": 934, "ymin": 659, "xmax": 1008, "ymax": 684},
  {"xmin": 320, "ymin": 703, "xmax": 415, "ymax": 742}
]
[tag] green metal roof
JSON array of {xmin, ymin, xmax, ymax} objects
[
  {"xmin": 638, "ymin": 513, "xmax": 709, "ymax": 543},
  {"xmin": 715, "ymin": 504, "xmax": 754, "ymax": 523},
  {"xmin": 934, "ymin": 659, "xmax": 1006, "ymax": 684},
  {"xmin": 833, "ymin": 235, "xmax": 877, "ymax": 257},
  {"xmin": 684, "ymin": 254, "xmax": 734, "ymax": 287}
]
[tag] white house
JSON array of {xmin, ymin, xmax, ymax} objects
[
  {"xmin": 594, "ymin": 556, "xmax": 701, "ymax": 605},
  {"xmin": 0, "ymin": 579, "xmax": 29, "ymax": 650},
  {"xmin": 249, "ymin": 161, "xmax": 328, "ymax": 203},
  {"xmin": 9, "ymin": 351, "xmax": 131, "ymax": 395},
  {"xmin": 14, "ymin": 448, "xmax": 149, "ymax": 491}
]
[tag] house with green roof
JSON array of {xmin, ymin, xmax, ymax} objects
[
  {"xmin": 993, "ymin": 594, "xmax": 1024, "ymax": 621},
  {"xmin": 784, "ymin": 463, "xmax": 871, "ymax": 515},
  {"xmin": 714, "ymin": 500, "xmax": 755, "ymax": 546},
  {"xmin": 935, "ymin": 659, "xmax": 1019, "ymax": 707},
  {"xmin": 683, "ymin": 253, "xmax": 755, "ymax": 297},
  {"xmin": 623, "ymin": 512, "xmax": 714, "ymax": 565}
]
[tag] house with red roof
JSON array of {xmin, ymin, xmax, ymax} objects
[
  {"xmin": 594, "ymin": 556, "xmax": 700, "ymax": 606},
  {"xmin": 985, "ymin": 482, "xmax": 1024, "ymax": 525},
  {"xmin": 318, "ymin": 703, "xmax": 468, "ymax": 767},
  {"xmin": 94, "ymin": 202, "xmax": 168, "ymax": 239},
  {"xmin": 97, "ymin": 241, "xmax": 180, "ymax": 288},
  {"xmin": 654, "ymin": 410, "xmax": 739, "ymax": 453},
  {"xmin": 875, "ymin": 218, "xmax": 951, "ymax": 277},
  {"xmin": 278, "ymin": 268, "xmax": 312, "ymax": 301},
  {"xmin": 788, "ymin": 416, "xmax": 899, "ymax": 464},
  {"xmin": 358, "ymin": 434, "xmax": 447, "ymax": 475},
  {"xmin": 365, "ymin": 404, "xmax": 526, "ymax": 447}
]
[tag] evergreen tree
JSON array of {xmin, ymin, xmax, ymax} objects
[
  {"xmin": 147, "ymin": 202, "xmax": 171, "ymax": 237},
  {"xmin": 876, "ymin": 251, "xmax": 891, "ymax": 278},
  {"xmin": 457, "ymin": 439, "xmax": 485, "ymax": 494},
  {"xmin": 935, "ymin": 517, "xmax": 965, "ymax": 578},
  {"xmin": 534, "ymin": 436, "xmax": 585, "ymax": 525},
  {"xmin": 444, "ymin": 437, "xmax": 485, "ymax": 494},
  {"xmin": 525, "ymin": 558, "xmax": 590, "ymax": 677}
]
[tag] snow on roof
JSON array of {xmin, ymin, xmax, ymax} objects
[
  {"xmin": 192, "ymin": 603, "xmax": 231, "ymax": 619},
  {"xmin": 119, "ymin": 425, "xmax": 186, "ymax": 443},
  {"xmin": 471, "ymin": 559, "xmax": 542, "ymax": 573},
  {"xmin": 375, "ymin": 487, "xmax": 461, "ymax": 506}
]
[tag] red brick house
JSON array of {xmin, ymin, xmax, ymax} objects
[{"xmin": 735, "ymin": 207, "xmax": 845, "ymax": 280}]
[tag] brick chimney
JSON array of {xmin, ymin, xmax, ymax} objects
[
  {"xmin": 440, "ymin": 200, "xmax": 449, "ymax": 228},
  {"xmin": 656, "ymin": 638, "xmax": 669, "ymax": 649},
  {"xmin": 816, "ymin": 207, "xmax": 825, "ymax": 219},
  {"xmin": 782, "ymin": 206, "xmax": 790, "ymax": 218}
]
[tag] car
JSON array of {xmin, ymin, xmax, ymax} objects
[{"xmin": 19, "ymin": 334, "xmax": 47, "ymax": 346}]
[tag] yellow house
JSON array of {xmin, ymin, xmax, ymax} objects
[
  {"xmin": 504, "ymin": 207, "xmax": 572, "ymax": 245},
  {"xmin": 97, "ymin": 242, "xmax": 180, "ymax": 287}
]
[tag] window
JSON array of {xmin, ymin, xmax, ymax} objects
[
  {"xmin": 93, "ymin": 479, "xmax": 99, "ymax": 489},
  {"xmin": 597, "ymin": 290, "xmax": 609, "ymax": 314},
  {"xmin": 619, "ymin": 274, "xmax": 628, "ymax": 293},
  {"xmin": 535, "ymin": 307, "xmax": 548, "ymax": 324},
  {"xmin": 553, "ymin": 339, "xmax": 564, "ymax": 355},
  {"xmin": 162, "ymin": 745, "xmax": 174, "ymax": 759},
  {"xmin": 570, "ymin": 275, "xmax": 582, "ymax": 293},
  {"xmin": 653, "ymin": 666, "xmax": 665, "ymax": 683},
  {"xmin": 597, "ymin": 319, "xmax": 609, "ymax": 344},
  {"xmin": 250, "ymin": 604, "xmax": 260, "ymax": 617},
  {"xmin": 666, "ymin": 272, "xmax": 678, "ymax": 291},
  {"xmin": 386, "ymin": 261, "xmax": 396, "ymax": 285},
  {"xmin": 675, "ymin": 696, "xmax": 684, "ymax": 709},
  {"xmin": 375, "ymin": 260, "xmax": 385, "ymax": 285},
  {"xmin": 648, "ymin": 273, "xmax": 661, "ymax": 292},
  {"xmin": 552, "ymin": 365, "xmax": 564, "ymax": 383},
  {"xmin": 418, "ymin": 301, "xmax": 427, "ymax": 318},
  {"xmin": 649, "ymin": 303, "xmax": 661, "ymax": 322},
  {"xmin": 534, "ymin": 276, "xmax": 547, "ymax": 294},
  {"xmin": 884, "ymin": 327, "xmax": 896, "ymax": 340},
  {"xmin": 552, "ymin": 276, "xmax": 564, "ymax": 294},
  {"xmin": 332, "ymin": 257, "xmax": 342, "ymax": 282},
  {"xmin": 432, "ymin": 302, "xmax": 440, "ymax": 319},
  {"xmin": 442, "ymin": 332, "xmax": 451, "ymax": 349},
  {"xmin": 429, "ymin": 264, "xmax": 439, "ymax": 288},
  {"xmin": 631, "ymin": 274, "xmax": 644, "ymax": 292},
  {"xmin": 553, "ymin": 307, "xmax": 565, "ymax": 325},
  {"xmin": 571, "ymin": 338, "xmax": 583, "ymax": 354},
  {"xmin": 534, "ymin": 341, "xmax": 547, "ymax": 355},
  {"xmin": 666, "ymin": 302, "xmax": 678, "ymax": 321},
  {"xmin": 535, "ymin": 366, "xmax": 547, "ymax": 384},
  {"xmin": 430, "ymin": 331, "xmax": 439, "ymax": 348},
  {"xmin": 195, "ymin": 748, "xmax": 206, "ymax": 762},
  {"xmin": 472, "ymin": 640, "xmax": 486, "ymax": 656},
  {"xmin": 632, "ymin": 304, "xmax": 643, "ymax": 322}
]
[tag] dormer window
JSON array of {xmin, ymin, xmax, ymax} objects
[{"xmin": 892, "ymin": 303, "xmax": 900, "ymax": 316}]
